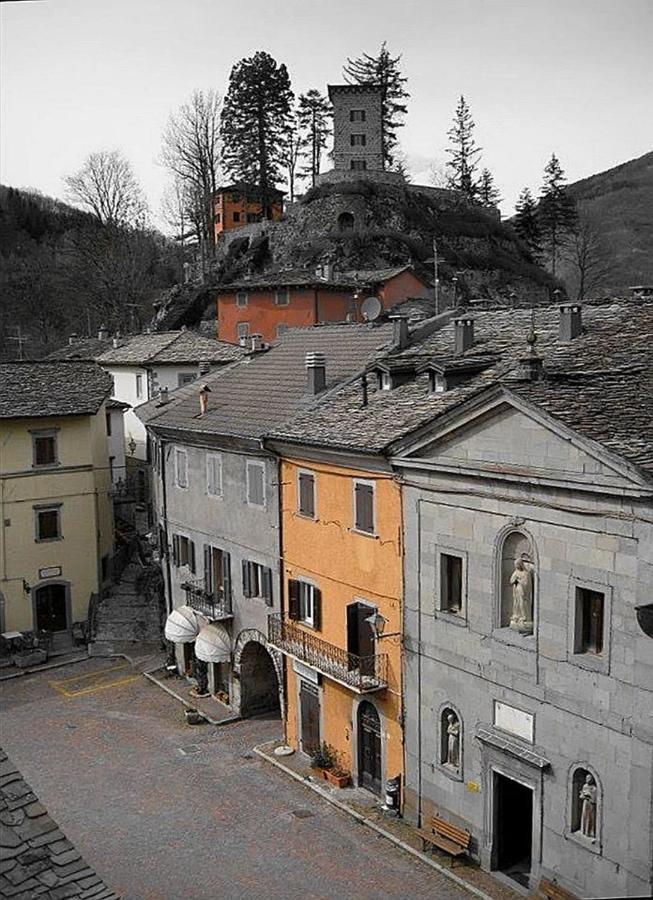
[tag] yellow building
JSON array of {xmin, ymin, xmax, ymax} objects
[
  {"xmin": 266, "ymin": 446, "xmax": 403, "ymax": 798},
  {"xmin": 0, "ymin": 362, "xmax": 114, "ymax": 649}
]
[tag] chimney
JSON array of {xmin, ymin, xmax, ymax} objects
[
  {"xmin": 98, "ymin": 325, "xmax": 109, "ymax": 341},
  {"xmin": 250, "ymin": 333, "xmax": 264, "ymax": 353},
  {"xmin": 197, "ymin": 359, "xmax": 210, "ymax": 376},
  {"xmin": 516, "ymin": 328, "xmax": 543, "ymax": 381},
  {"xmin": 390, "ymin": 315, "xmax": 409, "ymax": 350},
  {"xmin": 454, "ymin": 316, "xmax": 474, "ymax": 355},
  {"xmin": 199, "ymin": 383, "xmax": 212, "ymax": 416},
  {"xmin": 306, "ymin": 351, "xmax": 326, "ymax": 394},
  {"xmin": 68, "ymin": 333, "xmax": 78, "ymax": 346},
  {"xmin": 112, "ymin": 337, "xmax": 120, "ymax": 349},
  {"xmin": 559, "ymin": 303, "xmax": 582, "ymax": 341},
  {"xmin": 159, "ymin": 387, "xmax": 169, "ymax": 403}
]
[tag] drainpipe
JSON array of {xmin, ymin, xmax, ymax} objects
[
  {"xmin": 416, "ymin": 498, "xmax": 423, "ymax": 826},
  {"xmin": 275, "ymin": 453, "xmax": 289, "ymax": 740},
  {"xmin": 160, "ymin": 437, "xmax": 173, "ymax": 616},
  {"xmin": 314, "ymin": 287, "xmax": 320, "ymax": 324}
]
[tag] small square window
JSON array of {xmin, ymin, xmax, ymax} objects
[
  {"xmin": 236, "ymin": 291, "xmax": 248, "ymax": 308},
  {"xmin": 431, "ymin": 374, "xmax": 447, "ymax": 393},
  {"xmin": 237, "ymin": 322, "xmax": 250, "ymax": 341},
  {"xmin": 246, "ymin": 460, "xmax": 265, "ymax": 507},
  {"xmin": 350, "ymin": 109, "xmax": 366, "ymax": 122},
  {"xmin": 233, "ymin": 211, "xmax": 241, "ymax": 223},
  {"xmin": 274, "ymin": 288, "xmax": 290, "ymax": 306},
  {"xmin": 350, "ymin": 134, "xmax": 367, "ymax": 147},
  {"xmin": 350, "ymin": 160, "xmax": 367, "ymax": 171},
  {"xmin": 298, "ymin": 470, "xmax": 315, "ymax": 518},
  {"xmin": 178, "ymin": 373, "xmax": 195, "ymax": 387},
  {"xmin": 175, "ymin": 448, "xmax": 188, "ymax": 489},
  {"xmin": 135, "ymin": 374, "xmax": 144, "ymax": 399},
  {"xmin": 32, "ymin": 433, "xmax": 57, "ymax": 467},
  {"xmin": 174, "ymin": 534, "xmax": 195, "ymax": 570},
  {"xmin": 243, "ymin": 560, "xmax": 273, "ymax": 604},
  {"xmin": 206, "ymin": 453, "xmax": 222, "ymax": 497},
  {"xmin": 575, "ymin": 587, "xmax": 605, "ymax": 655},
  {"xmin": 36, "ymin": 507, "xmax": 61, "ymax": 541},
  {"xmin": 440, "ymin": 553, "xmax": 464, "ymax": 615},
  {"xmin": 288, "ymin": 579, "xmax": 320, "ymax": 628},
  {"xmin": 353, "ymin": 479, "xmax": 374, "ymax": 535}
]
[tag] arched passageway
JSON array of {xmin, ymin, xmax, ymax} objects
[{"xmin": 239, "ymin": 640, "xmax": 281, "ymax": 718}]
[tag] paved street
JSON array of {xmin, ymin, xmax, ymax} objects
[{"xmin": 0, "ymin": 658, "xmax": 472, "ymax": 900}]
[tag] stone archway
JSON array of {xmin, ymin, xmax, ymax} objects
[
  {"xmin": 337, "ymin": 211, "xmax": 355, "ymax": 231},
  {"xmin": 232, "ymin": 629, "xmax": 283, "ymax": 718}
]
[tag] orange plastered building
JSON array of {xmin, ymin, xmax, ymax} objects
[{"xmin": 213, "ymin": 182, "xmax": 284, "ymax": 240}]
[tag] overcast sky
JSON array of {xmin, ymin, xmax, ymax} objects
[{"xmin": 2, "ymin": 0, "xmax": 652, "ymax": 225}]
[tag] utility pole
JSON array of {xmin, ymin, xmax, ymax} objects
[
  {"xmin": 433, "ymin": 237, "xmax": 440, "ymax": 316},
  {"xmin": 8, "ymin": 326, "xmax": 29, "ymax": 360}
]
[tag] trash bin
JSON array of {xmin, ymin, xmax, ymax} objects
[{"xmin": 384, "ymin": 775, "xmax": 401, "ymax": 812}]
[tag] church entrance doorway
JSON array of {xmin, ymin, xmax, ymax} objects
[{"xmin": 493, "ymin": 772, "xmax": 533, "ymax": 887}]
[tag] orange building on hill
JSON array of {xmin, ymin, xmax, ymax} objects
[
  {"xmin": 213, "ymin": 182, "xmax": 284, "ymax": 241},
  {"xmin": 216, "ymin": 266, "xmax": 432, "ymax": 343}
]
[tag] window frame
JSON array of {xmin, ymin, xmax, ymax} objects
[
  {"xmin": 173, "ymin": 533, "xmax": 195, "ymax": 571},
  {"xmin": 350, "ymin": 133, "xmax": 367, "ymax": 147},
  {"xmin": 350, "ymin": 159, "xmax": 367, "ymax": 171},
  {"xmin": 298, "ymin": 580, "xmax": 317, "ymax": 627},
  {"xmin": 436, "ymin": 549, "xmax": 467, "ymax": 621},
  {"xmin": 569, "ymin": 580, "xmax": 612, "ymax": 672},
  {"xmin": 297, "ymin": 468, "xmax": 316, "ymax": 519},
  {"xmin": 31, "ymin": 429, "xmax": 59, "ymax": 469},
  {"xmin": 174, "ymin": 447, "xmax": 189, "ymax": 490},
  {"xmin": 349, "ymin": 109, "xmax": 366, "ymax": 122},
  {"xmin": 135, "ymin": 373, "xmax": 144, "ymax": 399},
  {"xmin": 242, "ymin": 559, "xmax": 273, "ymax": 605},
  {"xmin": 246, "ymin": 459, "xmax": 266, "ymax": 508},
  {"xmin": 274, "ymin": 287, "xmax": 290, "ymax": 307},
  {"xmin": 34, "ymin": 504, "xmax": 62, "ymax": 542},
  {"xmin": 237, "ymin": 322, "xmax": 250, "ymax": 341},
  {"xmin": 206, "ymin": 452, "xmax": 223, "ymax": 498},
  {"xmin": 177, "ymin": 372, "xmax": 195, "ymax": 387},
  {"xmin": 352, "ymin": 478, "xmax": 375, "ymax": 536},
  {"xmin": 236, "ymin": 291, "xmax": 248, "ymax": 308}
]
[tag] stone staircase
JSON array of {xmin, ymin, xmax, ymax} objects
[{"xmin": 90, "ymin": 558, "xmax": 164, "ymax": 656}]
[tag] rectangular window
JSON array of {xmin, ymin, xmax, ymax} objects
[
  {"xmin": 173, "ymin": 534, "xmax": 195, "ymax": 571},
  {"xmin": 353, "ymin": 479, "xmax": 375, "ymax": 534},
  {"xmin": 350, "ymin": 133, "xmax": 367, "ymax": 147},
  {"xmin": 297, "ymin": 469, "xmax": 316, "ymax": 518},
  {"xmin": 215, "ymin": 212, "xmax": 221, "ymax": 223},
  {"xmin": 204, "ymin": 545, "xmax": 231, "ymax": 603},
  {"xmin": 236, "ymin": 291, "xmax": 248, "ymax": 308},
  {"xmin": 135, "ymin": 374, "xmax": 144, "ymax": 399},
  {"xmin": 233, "ymin": 211, "xmax": 241, "ymax": 223},
  {"xmin": 206, "ymin": 453, "xmax": 223, "ymax": 497},
  {"xmin": 32, "ymin": 432, "xmax": 58, "ymax": 468},
  {"xmin": 175, "ymin": 448, "xmax": 188, "ymax": 489},
  {"xmin": 440, "ymin": 553, "xmax": 463, "ymax": 614},
  {"xmin": 276, "ymin": 323, "xmax": 288, "ymax": 338},
  {"xmin": 246, "ymin": 460, "xmax": 265, "ymax": 507},
  {"xmin": 576, "ymin": 587, "xmax": 605, "ymax": 654},
  {"xmin": 242, "ymin": 560, "xmax": 273, "ymax": 605},
  {"xmin": 274, "ymin": 288, "xmax": 290, "ymax": 306},
  {"xmin": 288, "ymin": 579, "xmax": 321, "ymax": 628},
  {"xmin": 178, "ymin": 373, "xmax": 195, "ymax": 387},
  {"xmin": 35, "ymin": 506, "xmax": 61, "ymax": 541},
  {"xmin": 350, "ymin": 159, "xmax": 367, "ymax": 171},
  {"xmin": 106, "ymin": 412, "xmax": 112, "ymax": 435},
  {"xmin": 350, "ymin": 109, "xmax": 366, "ymax": 122},
  {"xmin": 237, "ymin": 322, "xmax": 250, "ymax": 340}
]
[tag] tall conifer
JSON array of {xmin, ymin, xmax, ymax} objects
[
  {"xmin": 297, "ymin": 90, "xmax": 332, "ymax": 186},
  {"xmin": 514, "ymin": 188, "xmax": 542, "ymax": 258},
  {"xmin": 538, "ymin": 153, "xmax": 577, "ymax": 276},
  {"xmin": 445, "ymin": 96, "xmax": 482, "ymax": 201}
]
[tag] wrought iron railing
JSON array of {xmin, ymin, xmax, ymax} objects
[
  {"xmin": 267, "ymin": 614, "xmax": 387, "ymax": 693},
  {"xmin": 181, "ymin": 578, "xmax": 232, "ymax": 620}
]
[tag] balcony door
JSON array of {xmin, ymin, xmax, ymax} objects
[
  {"xmin": 347, "ymin": 601, "xmax": 375, "ymax": 675},
  {"xmin": 299, "ymin": 681, "xmax": 320, "ymax": 754}
]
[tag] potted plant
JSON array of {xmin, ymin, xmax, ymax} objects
[
  {"xmin": 310, "ymin": 741, "xmax": 335, "ymax": 776},
  {"xmin": 310, "ymin": 743, "xmax": 351, "ymax": 788},
  {"xmin": 323, "ymin": 767, "xmax": 351, "ymax": 788}
]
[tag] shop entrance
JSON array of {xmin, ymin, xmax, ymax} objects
[{"xmin": 493, "ymin": 772, "xmax": 533, "ymax": 887}]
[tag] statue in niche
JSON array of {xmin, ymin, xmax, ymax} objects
[
  {"xmin": 579, "ymin": 773, "xmax": 597, "ymax": 839},
  {"xmin": 509, "ymin": 553, "xmax": 534, "ymax": 634},
  {"xmin": 446, "ymin": 713, "xmax": 460, "ymax": 768}
]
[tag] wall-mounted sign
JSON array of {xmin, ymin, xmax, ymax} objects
[
  {"xmin": 39, "ymin": 566, "xmax": 62, "ymax": 579},
  {"xmin": 466, "ymin": 781, "xmax": 480, "ymax": 793},
  {"xmin": 293, "ymin": 659, "xmax": 321, "ymax": 686},
  {"xmin": 494, "ymin": 701, "xmax": 534, "ymax": 743}
]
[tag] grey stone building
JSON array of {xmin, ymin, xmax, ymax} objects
[
  {"xmin": 274, "ymin": 299, "xmax": 653, "ymax": 896},
  {"xmin": 138, "ymin": 323, "xmax": 393, "ymax": 717}
]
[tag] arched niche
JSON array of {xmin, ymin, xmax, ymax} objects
[
  {"xmin": 439, "ymin": 705, "xmax": 462, "ymax": 773},
  {"xmin": 569, "ymin": 764, "xmax": 601, "ymax": 847},
  {"xmin": 337, "ymin": 211, "xmax": 355, "ymax": 231},
  {"xmin": 498, "ymin": 529, "xmax": 536, "ymax": 633}
]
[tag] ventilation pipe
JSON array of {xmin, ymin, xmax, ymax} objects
[{"xmin": 306, "ymin": 351, "xmax": 327, "ymax": 395}]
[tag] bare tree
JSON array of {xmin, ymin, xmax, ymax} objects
[
  {"xmin": 161, "ymin": 89, "xmax": 222, "ymax": 266},
  {"xmin": 65, "ymin": 150, "xmax": 147, "ymax": 227},
  {"xmin": 563, "ymin": 212, "xmax": 612, "ymax": 301}
]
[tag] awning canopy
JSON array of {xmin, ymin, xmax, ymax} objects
[
  {"xmin": 164, "ymin": 606, "xmax": 202, "ymax": 643},
  {"xmin": 194, "ymin": 624, "xmax": 231, "ymax": 664}
]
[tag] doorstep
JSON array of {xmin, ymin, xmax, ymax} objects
[
  {"xmin": 143, "ymin": 667, "xmax": 241, "ymax": 727},
  {"xmin": 254, "ymin": 739, "xmax": 521, "ymax": 900}
]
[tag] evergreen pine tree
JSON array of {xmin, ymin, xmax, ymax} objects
[
  {"xmin": 445, "ymin": 96, "xmax": 482, "ymax": 201},
  {"xmin": 514, "ymin": 187, "xmax": 542, "ymax": 258},
  {"xmin": 538, "ymin": 153, "xmax": 577, "ymax": 276},
  {"xmin": 478, "ymin": 168, "xmax": 501, "ymax": 208},
  {"xmin": 343, "ymin": 41, "xmax": 409, "ymax": 168},
  {"xmin": 220, "ymin": 51, "xmax": 294, "ymax": 218},
  {"xmin": 297, "ymin": 90, "xmax": 332, "ymax": 186}
]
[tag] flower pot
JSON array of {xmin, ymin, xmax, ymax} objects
[
  {"xmin": 324, "ymin": 769, "xmax": 350, "ymax": 788},
  {"xmin": 13, "ymin": 649, "xmax": 47, "ymax": 668}
]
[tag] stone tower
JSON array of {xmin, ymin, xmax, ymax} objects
[{"xmin": 328, "ymin": 84, "xmax": 384, "ymax": 173}]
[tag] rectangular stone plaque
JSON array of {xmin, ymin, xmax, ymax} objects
[
  {"xmin": 39, "ymin": 566, "xmax": 62, "ymax": 579},
  {"xmin": 293, "ymin": 659, "xmax": 321, "ymax": 685},
  {"xmin": 494, "ymin": 701, "xmax": 534, "ymax": 743}
]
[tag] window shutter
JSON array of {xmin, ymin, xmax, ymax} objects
[
  {"xmin": 355, "ymin": 482, "xmax": 374, "ymax": 532},
  {"xmin": 203, "ymin": 545, "xmax": 212, "ymax": 592},
  {"xmin": 242, "ymin": 560, "xmax": 252, "ymax": 598},
  {"xmin": 288, "ymin": 579, "xmax": 300, "ymax": 620},
  {"xmin": 347, "ymin": 603, "xmax": 360, "ymax": 657},
  {"xmin": 263, "ymin": 567, "xmax": 273, "ymax": 607},
  {"xmin": 172, "ymin": 534, "xmax": 179, "ymax": 566},
  {"xmin": 189, "ymin": 541, "xmax": 196, "ymax": 574},
  {"xmin": 312, "ymin": 587, "xmax": 322, "ymax": 631},
  {"xmin": 222, "ymin": 551, "xmax": 232, "ymax": 603}
]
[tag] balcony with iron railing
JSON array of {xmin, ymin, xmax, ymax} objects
[
  {"xmin": 180, "ymin": 578, "xmax": 233, "ymax": 621},
  {"xmin": 267, "ymin": 614, "xmax": 387, "ymax": 693}
]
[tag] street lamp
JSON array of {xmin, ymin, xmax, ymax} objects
[
  {"xmin": 365, "ymin": 611, "xmax": 401, "ymax": 640},
  {"xmin": 128, "ymin": 436, "xmax": 137, "ymax": 456}
]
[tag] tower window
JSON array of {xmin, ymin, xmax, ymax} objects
[
  {"xmin": 350, "ymin": 134, "xmax": 367, "ymax": 147},
  {"xmin": 350, "ymin": 109, "xmax": 366, "ymax": 122},
  {"xmin": 350, "ymin": 160, "xmax": 367, "ymax": 171}
]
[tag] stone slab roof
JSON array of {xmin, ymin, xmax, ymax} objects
[
  {"xmin": 0, "ymin": 362, "xmax": 112, "ymax": 420},
  {"xmin": 46, "ymin": 338, "xmax": 113, "ymax": 361},
  {"xmin": 269, "ymin": 299, "xmax": 653, "ymax": 475},
  {"xmin": 340, "ymin": 266, "xmax": 430, "ymax": 286},
  {"xmin": 0, "ymin": 747, "xmax": 119, "ymax": 899},
  {"xmin": 96, "ymin": 331, "xmax": 243, "ymax": 366},
  {"xmin": 214, "ymin": 268, "xmax": 363, "ymax": 293},
  {"xmin": 141, "ymin": 323, "xmax": 394, "ymax": 441}
]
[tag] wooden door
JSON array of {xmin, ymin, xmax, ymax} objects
[
  {"xmin": 347, "ymin": 602, "xmax": 375, "ymax": 675},
  {"xmin": 35, "ymin": 584, "xmax": 68, "ymax": 633},
  {"xmin": 300, "ymin": 681, "xmax": 320, "ymax": 754},
  {"xmin": 358, "ymin": 701, "xmax": 382, "ymax": 793}
]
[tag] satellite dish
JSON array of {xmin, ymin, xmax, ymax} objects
[{"xmin": 361, "ymin": 296, "xmax": 382, "ymax": 321}]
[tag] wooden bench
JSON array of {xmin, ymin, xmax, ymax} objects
[
  {"xmin": 536, "ymin": 878, "xmax": 577, "ymax": 900},
  {"xmin": 417, "ymin": 814, "xmax": 471, "ymax": 867}
]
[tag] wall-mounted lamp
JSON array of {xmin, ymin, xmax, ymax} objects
[
  {"xmin": 22, "ymin": 580, "xmax": 31, "ymax": 595},
  {"xmin": 365, "ymin": 612, "xmax": 400, "ymax": 640},
  {"xmin": 128, "ymin": 436, "xmax": 137, "ymax": 456}
]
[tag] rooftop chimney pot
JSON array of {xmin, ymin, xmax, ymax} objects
[
  {"xmin": 199, "ymin": 383, "xmax": 212, "ymax": 416},
  {"xmin": 305, "ymin": 351, "xmax": 327, "ymax": 395},
  {"xmin": 559, "ymin": 303, "xmax": 582, "ymax": 341},
  {"xmin": 454, "ymin": 316, "xmax": 475, "ymax": 355},
  {"xmin": 98, "ymin": 325, "xmax": 109, "ymax": 341},
  {"xmin": 249, "ymin": 333, "xmax": 264, "ymax": 353},
  {"xmin": 389, "ymin": 315, "xmax": 410, "ymax": 350}
]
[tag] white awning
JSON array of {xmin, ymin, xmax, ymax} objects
[
  {"xmin": 164, "ymin": 606, "xmax": 202, "ymax": 643},
  {"xmin": 194, "ymin": 624, "xmax": 231, "ymax": 664}
]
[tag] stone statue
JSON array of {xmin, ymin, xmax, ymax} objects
[
  {"xmin": 446, "ymin": 713, "xmax": 460, "ymax": 768},
  {"xmin": 579, "ymin": 774, "xmax": 597, "ymax": 839},
  {"xmin": 509, "ymin": 555, "xmax": 534, "ymax": 634}
]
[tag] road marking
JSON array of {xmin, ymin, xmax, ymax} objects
[{"xmin": 49, "ymin": 664, "xmax": 141, "ymax": 698}]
